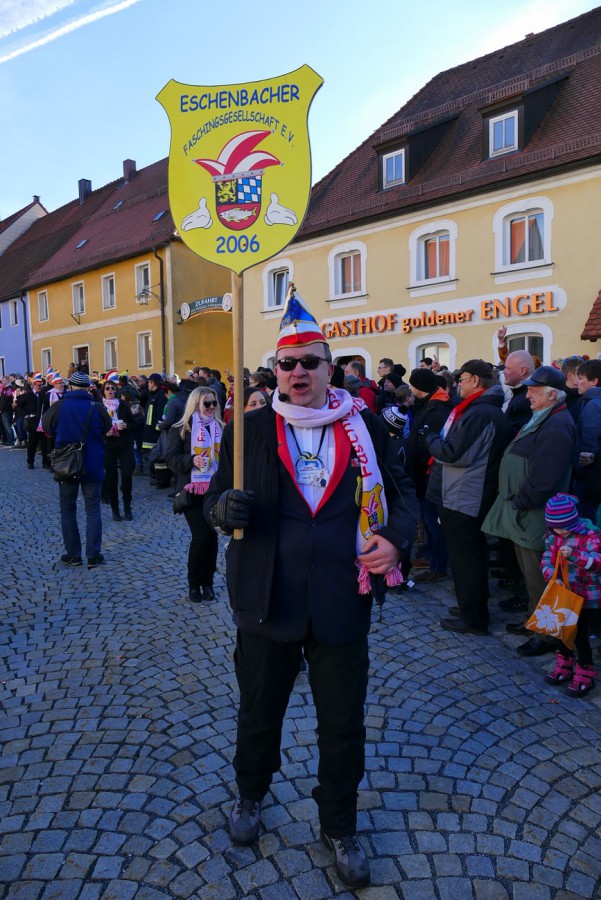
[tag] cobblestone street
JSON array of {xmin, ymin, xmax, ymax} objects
[{"xmin": 1, "ymin": 445, "xmax": 601, "ymax": 899}]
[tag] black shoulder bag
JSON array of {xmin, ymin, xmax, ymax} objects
[{"xmin": 50, "ymin": 404, "xmax": 95, "ymax": 484}]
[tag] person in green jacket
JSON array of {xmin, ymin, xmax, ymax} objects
[{"xmin": 482, "ymin": 367, "xmax": 576, "ymax": 657}]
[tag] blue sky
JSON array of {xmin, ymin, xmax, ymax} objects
[{"xmin": 0, "ymin": 0, "xmax": 598, "ymax": 220}]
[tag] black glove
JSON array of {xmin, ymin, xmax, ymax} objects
[{"xmin": 209, "ymin": 489, "xmax": 254, "ymax": 531}]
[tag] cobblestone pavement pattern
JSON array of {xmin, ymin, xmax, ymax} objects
[{"xmin": 2, "ymin": 447, "xmax": 601, "ymax": 899}]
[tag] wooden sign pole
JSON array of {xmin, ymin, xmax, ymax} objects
[{"xmin": 231, "ymin": 271, "xmax": 244, "ymax": 540}]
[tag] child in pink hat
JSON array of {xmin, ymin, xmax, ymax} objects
[{"xmin": 542, "ymin": 493, "xmax": 601, "ymax": 696}]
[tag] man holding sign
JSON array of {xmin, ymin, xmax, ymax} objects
[{"xmin": 205, "ymin": 289, "xmax": 418, "ymax": 888}]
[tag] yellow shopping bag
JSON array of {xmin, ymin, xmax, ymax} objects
[{"xmin": 526, "ymin": 553, "xmax": 584, "ymax": 650}]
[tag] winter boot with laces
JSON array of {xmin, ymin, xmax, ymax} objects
[
  {"xmin": 567, "ymin": 664, "xmax": 597, "ymax": 697},
  {"xmin": 544, "ymin": 652, "xmax": 574, "ymax": 685},
  {"xmin": 228, "ymin": 795, "xmax": 261, "ymax": 844},
  {"xmin": 321, "ymin": 830, "xmax": 370, "ymax": 888}
]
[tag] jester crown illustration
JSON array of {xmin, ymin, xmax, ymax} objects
[{"xmin": 182, "ymin": 130, "xmax": 298, "ymax": 233}]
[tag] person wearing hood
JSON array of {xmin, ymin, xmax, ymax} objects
[
  {"xmin": 482, "ymin": 367, "xmax": 576, "ymax": 656},
  {"xmin": 426, "ymin": 360, "xmax": 509, "ymax": 636}
]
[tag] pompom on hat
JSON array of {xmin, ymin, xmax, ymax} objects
[
  {"xmin": 545, "ymin": 493, "xmax": 586, "ymax": 533},
  {"xmin": 276, "ymin": 283, "xmax": 326, "ymax": 351}
]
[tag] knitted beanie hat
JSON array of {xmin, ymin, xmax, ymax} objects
[
  {"xmin": 382, "ymin": 405, "xmax": 408, "ymax": 436},
  {"xmin": 69, "ymin": 371, "xmax": 91, "ymax": 387},
  {"xmin": 409, "ymin": 368, "xmax": 438, "ymax": 393},
  {"xmin": 545, "ymin": 493, "xmax": 581, "ymax": 531}
]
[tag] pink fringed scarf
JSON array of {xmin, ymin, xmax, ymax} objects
[{"xmin": 185, "ymin": 413, "xmax": 222, "ymax": 495}]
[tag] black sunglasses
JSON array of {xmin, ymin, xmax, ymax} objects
[
  {"xmin": 276, "ymin": 356, "xmax": 328, "ymax": 372},
  {"xmin": 203, "ymin": 400, "xmax": 218, "ymax": 408},
  {"xmin": 104, "ymin": 386, "xmax": 117, "ymax": 391}
]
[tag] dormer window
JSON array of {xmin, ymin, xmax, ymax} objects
[
  {"xmin": 489, "ymin": 110, "xmax": 518, "ymax": 157},
  {"xmin": 382, "ymin": 149, "xmax": 405, "ymax": 188}
]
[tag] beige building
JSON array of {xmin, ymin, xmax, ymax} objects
[{"xmin": 243, "ymin": 8, "xmax": 601, "ymax": 375}]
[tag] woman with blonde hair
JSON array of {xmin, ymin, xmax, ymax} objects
[{"xmin": 165, "ymin": 386, "xmax": 223, "ymax": 603}]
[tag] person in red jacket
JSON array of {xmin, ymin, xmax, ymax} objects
[{"xmin": 344, "ymin": 360, "xmax": 378, "ymax": 412}]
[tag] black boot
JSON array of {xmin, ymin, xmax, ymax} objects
[
  {"xmin": 112, "ymin": 508, "xmax": 122, "ymax": 522},
  {"xmin": 189, "ymin": 587, "xmax": 202, "ymax": 603}
]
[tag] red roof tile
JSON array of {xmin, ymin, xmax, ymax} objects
[
  {"xmin": 24, "ymin": 159, "xmax": 176, "ymax": 288},
  {"xmin": 300, "ymin": 7, "xmax": 601, "ymax": 239},
  {"xmin": 582, "ymin": 289, "xmax": 601, "ymax": 341}
]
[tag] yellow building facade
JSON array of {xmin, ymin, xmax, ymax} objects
[
  {"xmin": 243, "ymin": 165, "xmax": 601, "ymax": 375},
  {"xmin": 29, "ymin": 243, "xmax": 233, "ymax": 378}
]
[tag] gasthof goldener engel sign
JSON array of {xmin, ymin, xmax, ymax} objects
[{"xmin": 157, "ymin": 66, "xmax": 323, "ymax": 275}]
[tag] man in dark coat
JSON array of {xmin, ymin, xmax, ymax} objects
[
  {"xmin": 405, "ymin": 368, "xmax": 453, "ymax": 583},
  {"xmin": 23, "ymin": 373, "xmax": 50, "ymax": 469},
  {"xmin": 204, "ymin": 288, "xmax": 418, "ymax": 889},
  {"xmin": 42, "ymin": 371, "xmax": 112, "ymax": 568},
  {"xmin": 142, "ymin": 374, "xmax": 167, "ymax": 452}
]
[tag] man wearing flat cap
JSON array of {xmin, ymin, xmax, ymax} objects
[
  {"xmin": 204, "ymin": 285, "xmax": 418, "ymax": 888},
  {"xmin": 425, "ymin": 359, "xmax": 509, "ymax": 636},
  {"xmin": 483, "ymin": 366, "xmax": 576, "ymax": 655}
]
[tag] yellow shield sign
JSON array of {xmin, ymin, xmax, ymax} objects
[{"xmin": 157, "ymin": 66, "xmax": 323, "ymax": 275}]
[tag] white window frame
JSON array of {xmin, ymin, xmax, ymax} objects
[
  {"xmin": 38, "ymin": 290, "xmax": 49, "ymax": 323},
  {"xmin": 408, "ymin": 333, "xmax": 458, "ymax": 371},
  {"xmin": 72, "ymin": 345, "xmax": 90, "ymax": 371},
  {"xmin": 489, "ymin": 110, "xmax": 518, "ymax": 158},
  {"xmin": 137, "ymin": 331, "xmax": 152, "ymax": 369},
  {"xmin": 72, "ymin": 282, "xmax": 85, "ymax": 316},
  {"xmin": 135, "ymin": 262, "xmax": 151, "ymax": 298},
  {"xmin": 328, "ymin": 241, "xmax": 367, "ymax": 303},
  {"xmin": 102, "ymin": 274, "xmax": 116, "ymax": 311},
  {"xmin": 9, "ymin": 299, "xmax": 19, "ymax": 326},
  {"xmin": 493, "ymin": 197, "xmax": 553, "ymax": 284},
  {"xmin": 492, "ymin": 323, "xmax": 552, "ymax": 366},
  {"xmin": 104, "ymin": 338, "xmax": 117, "ymax": 371},
  {"xmin": 409, "ymin": 220, "xmax": 458, "ymax": 297},
  {"xmin": 41, "ymin": 348, "xmax": 52, "ymax": 374},
  {"xmin": 382, "ymin": 149, "xmax": 405, "ymax": 188},
  {"xmin": 262, "ymin": 258, "xmax": 293, "ymax": 316}
]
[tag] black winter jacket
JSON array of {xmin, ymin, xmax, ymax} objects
[
  {"xmin": 204, "ymin": 405, "xmax": 418, "ymax": 643},
  {"xmin": 404, "ymin": 389, "xmax": 452, "ymax": 498}
]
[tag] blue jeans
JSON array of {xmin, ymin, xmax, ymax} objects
[
  {"xmin": 59, "ymin": 480, "xmax": 103, "ymax": 559},
  {"xmin": 422, "ymin": 498, "xmax": 448, "ymax": 574},
  {"xmin": 1, "ymin": 412, "xmax": 14, "ymax": 444}
]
